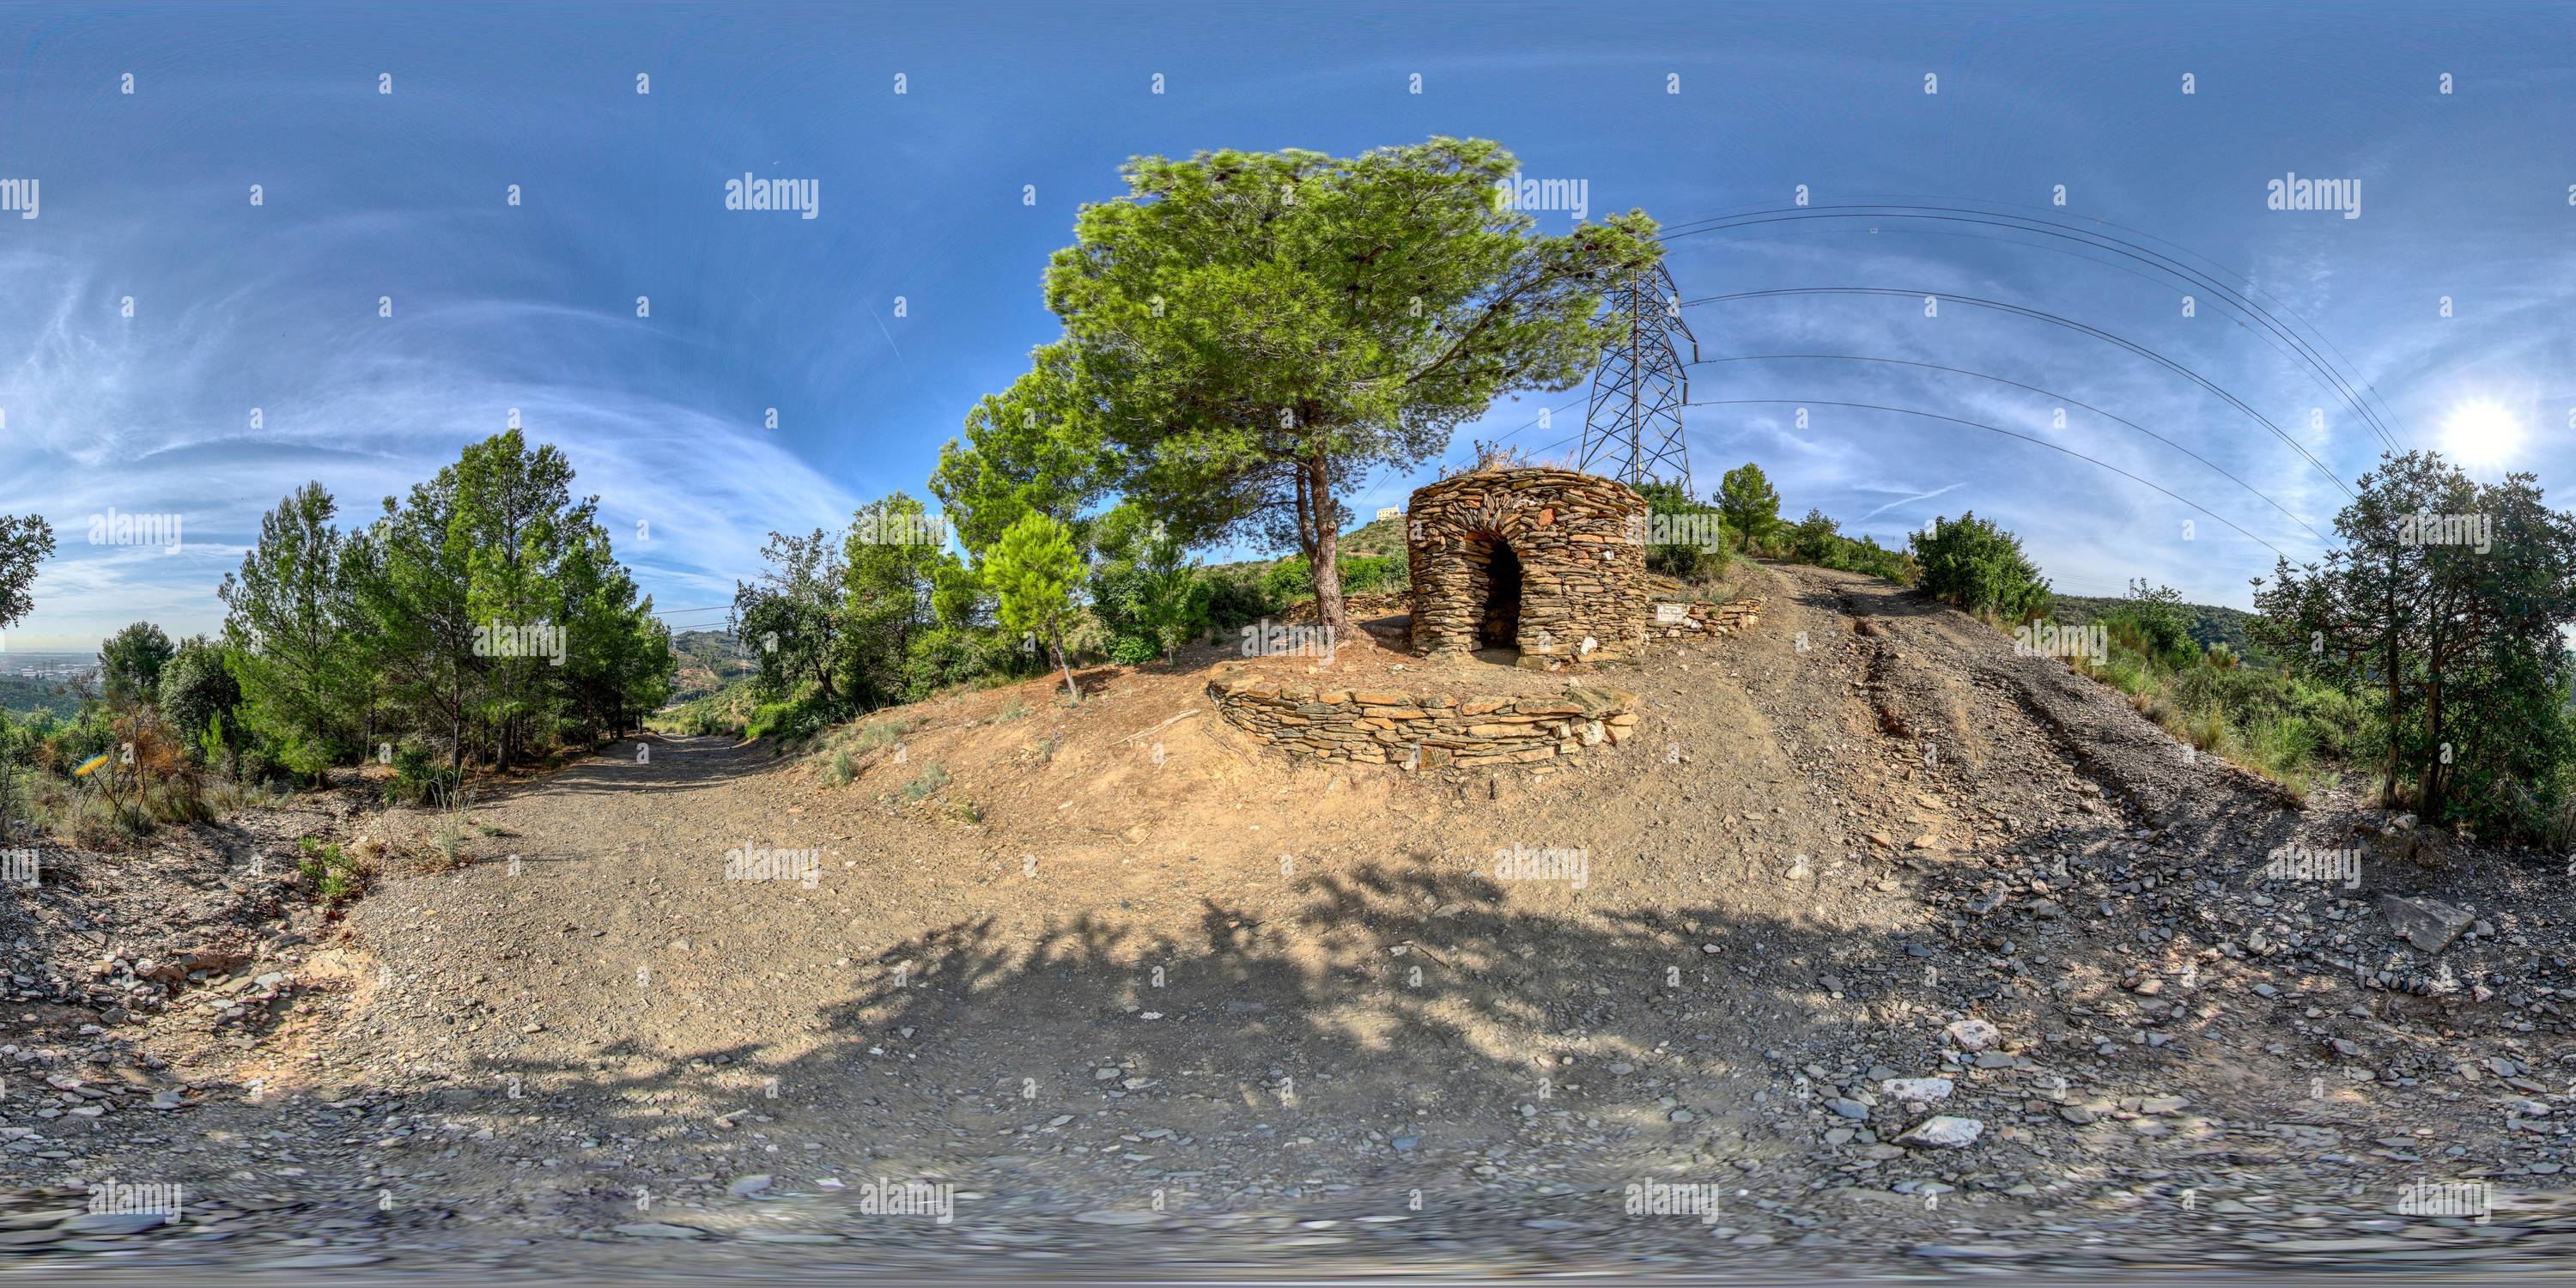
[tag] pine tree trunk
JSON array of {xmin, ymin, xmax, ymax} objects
[{"xmin": 1308, "ymin": 452, "xmax": 1346, "ymax": 640}]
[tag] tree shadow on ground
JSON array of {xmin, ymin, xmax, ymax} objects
[{"xmin": 432, "ymin": 837, "xmax": 2372, "ymax": 1232}]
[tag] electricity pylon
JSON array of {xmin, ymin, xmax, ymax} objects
[{"xmin": 1579, "ymin": 262, "xmax": 1698, "ymax": 495}]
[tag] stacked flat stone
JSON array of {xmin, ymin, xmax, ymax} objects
[
  {"xmin": 1205, "ymin": 664, "xmax": 1637, "ymax": 768},
  {"xmin": 1404, "ymin": 467, "xmax": 1649, "ymax": 662},
  {"xmin": 1651, "ymin": 597, "xmax": 1764, "ymax": 638}
]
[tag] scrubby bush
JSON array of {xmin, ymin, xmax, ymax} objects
[
  {"xmin": 747, "ymin": 693, "xmax": 848, "ymax": 747},
  {"xmin": 2100, "ymin": 580, "xmax": 2197, "ymax": 664},
  {"xmin": 1336, "ymin": 554, "xmax": 1408, "ymax": 597},
  {"xmin": 1635, "ymin": 481, "xmax": 1732, "ymax": 582},
  {"xmin": 900, "ymin": 762, "xmax": 950, "ymax": 802},
  {"xmin": 385, "ymin": 742, "xmax": 460, "ymax": 805},
  {"xmin": 297, "ymin": 836, "xmax": 366, "ymax": 901},
  {"xmin": 1201, "ymin": 567, "xmax": 1278, "ymax": 635},
  {"xmin": 901, "ymin": 625, "xmax": 1035, "ymax": 698},
  {"xmin": 1910, "ymin": 512, "xmax": 2051, "ymax": 621},
  {"xmin": 159, "ymin": 639, "xmax": 242, "ymax": 762},
  {"xmin": 1819, "ymin": 534, "xmax": 1915, "ymax": 583}
]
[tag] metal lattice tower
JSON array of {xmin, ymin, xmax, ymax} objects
[{"xmin": 1578, "ymin": 262, "xmax": 1698, "ymax": 495}]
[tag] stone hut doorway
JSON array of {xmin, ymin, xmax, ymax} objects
[
  {"xmin": 1406, "ymin": 466, "xmax": 1649, "ymax": 665},
  {"xmin": 1474, "ymin": 537, "xmax": 1523, "ymax": 649}
]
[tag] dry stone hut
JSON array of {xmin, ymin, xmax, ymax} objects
[{"xmin": 1406, "ymin": 466, "xmax": 1649, "ymax": 664}]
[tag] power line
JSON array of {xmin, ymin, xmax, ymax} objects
[
  {"xmin": 1680, "ymin": 288, "xmax": 2357, "ymax": 501},
  {"xmin": 1692, "ymin": 353, "xmax": 2324, "ymax": 542},
  {"xmin": 1658, "ymin": 203, "xmax": 2407, "ymax": 454},
  {"xmin": 1686, "ymin": 398, "xmax": 2290, "ymax": 559}
]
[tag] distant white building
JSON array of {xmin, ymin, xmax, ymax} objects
[{"xmin": 1376, "ymin": 507, "xmax": 1401, "ymax": 522}]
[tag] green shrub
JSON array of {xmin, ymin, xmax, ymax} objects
[
  {"xmin": 746, "ymin": 693, "xmax": 847, "ymax": 745},
  {"xmin": 1337, "ymin": 554, "xmax": 1408, "ymax": 597},
  {"xmin": 157, "ymin": 640, "xmax": 241, "ymax": 759},
  {"xmin": 1261, "ymin": 556, "xmax": 1315, "ymax": 606},
  {"xmin": 1198, "ymin": 567, "xmax": 1274, "ymax": 635},
  {"xmin": 2101, "ymin": 580, "xmax": 2197, "ymax": 664},
  {"xmin": 1909, "ymin": 512, "xmax": 2051, "ymax": 621},
  {"xmin": 900, "ymin": 625, "xmax": 1034, "ymax": 700},
  {"xmin": 1635, "ymin": 481, "xmax": 1731, "ymax": 581},
  {"xmin": 296, "ymin": 836, "xmax": 365, "ymax": 901},
  {"xmin": 384, "ymin": 742, "xmax": 459, "ymax": 806}
]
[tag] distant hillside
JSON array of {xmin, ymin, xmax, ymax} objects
[
  {"xmin": 668, "ymin": 629, "xmax": 756, "ymax": 705},
  {"xmin": 1337, "ymin": 514, "xmax": 1408, "ymax": 559},
  {"xmin": 2049, "ymin": 594, "xmax": 2259, "ymax": 659},
  {"xmin": 1209, "ymin": 514, "xmax": 1410, "ymax": 576},
  {"xmin": 0, "ymin": 674, "xmax": 83, "ymax": 719}
]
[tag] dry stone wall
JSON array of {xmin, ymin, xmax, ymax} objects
[
  {"xmin": 1650, "ymin": 597, "xmax": 1763, "ymax": 639},
  {"xmin": 1205, "ymin": 663, "xmax": 1637, "ymax": 768}
]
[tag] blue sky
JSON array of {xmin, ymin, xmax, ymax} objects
[{"xmin": 3, "ymin": 1, "xmax": 2573, "ymax": 650}]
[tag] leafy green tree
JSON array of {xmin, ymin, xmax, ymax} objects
[
  {"xmin": 157, "ymin": 635, "xmax": 241, "ymax": 756},
  {"xmin": 454, "ymin": 430, "xmax": 581, "ymax": 770},
  {"xmin": 1908, "ymin": 512, "xmax": 2051, "ymax": 622},
  {"xmin": 221, "ymin": 483, "xmax": 356, "ymax": 778},
  {"xmin": 1038, "ymin": 136, "xmax": 1662, "ymax": 635},
  {"xmin": 348, "ymin": 467, "xmax": 480, "ymax": 770},
  {"xmin": 327, "ymin": 433, "xmax": 671, "ymax": 770},
  {"xmin": 0, "ymin": 513, "xmax": 54, "ymax": 629},
  {"xmin": 931, "ymin": 343, "xmax": 1121, "ymax": 558},
  {"xmin": 989, "ymin": 511, "xmax": 1086, "ymax": 701},
  {"xmin": 1091, "ymin": 508, "xmax": 1210, "ymax": 664},
  {"xmin": 557, "ymin": 518, "xmax": 672, "ymax": 740},
  {"xmin": 1716, "ymin": 464, "xmax": 1782, "ymax": 550},
  {"xmin": 841, "ymin": 492, "xmax": 961, "ymax": 708},
  {"xmin": 99, "ymin": 621, "xmax": 175, "ymax": 708},
  {"xmin": 735, "ymin": 529, "xmax": 848, "ymax": 708},
  {"xmin": 2257, "ymin": 451, "xmax": 2576, "ymax": 829}
]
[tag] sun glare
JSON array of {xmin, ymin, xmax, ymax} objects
[{"xmin": 2441, "ymin": 398, "xmax": 2525, "ymax": 471}]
